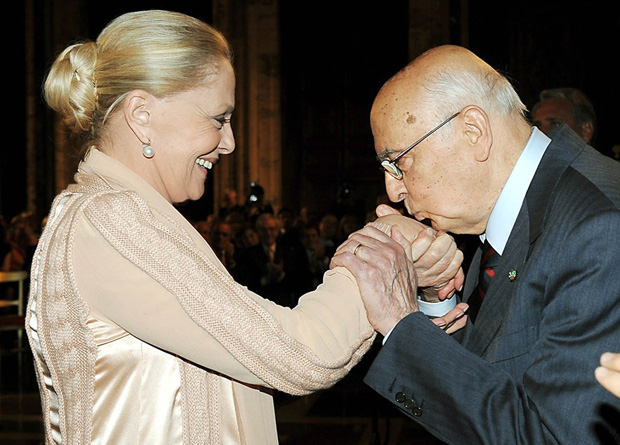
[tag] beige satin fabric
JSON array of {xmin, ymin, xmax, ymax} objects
[{"xmin": 88, "ymin": 317, "xmax": 183, "ymax": 444}]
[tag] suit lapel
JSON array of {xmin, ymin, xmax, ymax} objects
[{"xmin": 465, "ymin": 208, "xmax": 530, "ymax": 355}]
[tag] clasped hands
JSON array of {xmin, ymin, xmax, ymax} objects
[{"xmin": 330, "ymin": 204, "xmax": 467, "ymax": 336}]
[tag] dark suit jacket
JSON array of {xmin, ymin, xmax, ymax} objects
[{"xmin": 365, "ymin": 126, "xmax": 620, "ymax": 444}]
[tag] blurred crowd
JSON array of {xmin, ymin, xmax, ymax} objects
[
  {"xmin": 0, "ymin": 181, "xmax": 384, "ymax": 310},
  {"xmin": 191, "ymin": 183, "xmax": 383, "ymax": 308},
  {"xmin": 0, "ymin": 211, "xmax": 41, "ymax": 274}
]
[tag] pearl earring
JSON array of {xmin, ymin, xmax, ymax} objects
[{"xmin": 142, "ymin": 142, "xmax": 154, "ymax": 159}]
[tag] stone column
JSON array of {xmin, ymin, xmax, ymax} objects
[
  {"xmin": 25, "ymin": 0, "xmax": 85, "ymax": 220},
  {"xmin": 212, "ymin": 0, "xmax": 282, "ymax": 213}
]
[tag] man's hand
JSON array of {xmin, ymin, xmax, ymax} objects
[
  {"xmin": 411, "ymin": 229, "xmax": 464, "ymax": 302},
  {"xmin": 374, "ymin": 205, "xmax": 464, "ymax": 301},
  {"xmin": 330, "ymin": 224, "xmax": 417, "ymax": 336},
  {"xmin": 596, "ymin": 352, "xmax": 620, "ymax": 399},
  {"xmin": 431, "ymin": 302, "xmax": 468, "ymax": 334}
]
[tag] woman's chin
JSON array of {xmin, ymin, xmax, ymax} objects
[{"xmin": 188, "ymin": 189, "xmax": 206, "ymax": 202}]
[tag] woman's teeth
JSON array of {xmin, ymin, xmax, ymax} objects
[{"xmin": 196, "ymin": 158, "xmax": 213, "ymax": 169}]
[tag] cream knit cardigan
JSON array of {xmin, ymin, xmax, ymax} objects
[{"xmin": 26, "ymin": 153, "xmax": 375, "ymax": 444}]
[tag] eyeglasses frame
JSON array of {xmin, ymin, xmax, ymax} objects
[{"xmin": 380, "ymin": 111, "xmax": 460, "ymax": 180}]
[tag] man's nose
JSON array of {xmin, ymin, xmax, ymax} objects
[{"xmin": 384, "ymin": 173, "xmax": 407, "ymax": 203}]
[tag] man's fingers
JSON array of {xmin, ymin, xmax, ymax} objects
[
  {"xmin": 601, "ymin": 351, "xmax": 620, "ymax": 371},
  {"xmin": 443, "ymin": 314, "xmax": 468, "ymax": 334},
  {"xmin": 595, "ymin": 353, "xmax": 620, "ymax": 398},
  {"xmin": 453, "ymin": 267, "xmax": 465, "ymax": 292},
  {"xmin": 431, "ymin": 303, "xmax": 468, "ymax": 333},
  {"xmin": 436, "ymin": 278, "xmax": 457, "ymax": 300},
  {"xmin": 414, "ymin": 232, "xmax": 463, "ymax": 289}
]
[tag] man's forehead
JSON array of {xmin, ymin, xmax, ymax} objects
[
  {"xmin": 372, "ymin": 106, "xmax": 426, "ymax": 155},
  {"xmin": 372, "ymin": 83, "xmax": 426, "ymax": 126}
]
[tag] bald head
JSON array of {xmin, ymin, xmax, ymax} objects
[
  {"xmin": 372, "ymin": 46, "xmax": 526, "ymax": 148},
  {"xmin": 371, "ymin": 45, "xmax": 532, "ymax": 235}
]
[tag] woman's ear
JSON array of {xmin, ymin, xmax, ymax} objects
[
  {"xmin": 123, "ymin": 90, "xmax": 154, "ymax": 144},
  {"xmin": 461, "ymin": 105, "xmax": 493, "ymax": 162}
]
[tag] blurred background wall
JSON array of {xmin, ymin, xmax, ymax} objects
[{"xmin": 4, "ymin": 0, "xmax": 620, "ymax": 227}]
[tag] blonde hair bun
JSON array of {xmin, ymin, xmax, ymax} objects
[{"xmin": 43, "ymin": 10, "xmax": 232, "ymax": 150}]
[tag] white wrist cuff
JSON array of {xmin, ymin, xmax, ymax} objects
[
  {"xmin": 382, "ymin": 296, "xmax": 458, "ymax": 345},
  {"xmin": 417, "ymin": 295, "xmax": 457, "ymax": 317}
]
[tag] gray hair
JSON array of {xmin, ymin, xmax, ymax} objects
[
  {"xmin": 424, "ymin": 64, "xmax": 527, "ymax": 122},
  {"xmin": 532, "ymin": 87, "xmax": 597, "ymax": 131}
]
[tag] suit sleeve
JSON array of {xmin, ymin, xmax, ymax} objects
[{"xmin": 365, "ymin": 211, "xmax": 620, "ymax": 444}]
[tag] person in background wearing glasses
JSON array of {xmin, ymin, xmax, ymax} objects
[{"xmin": 332, "ymin": 45, "xmax": 620, "ymax": 444}]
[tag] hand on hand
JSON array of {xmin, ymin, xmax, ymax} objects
[
  {"xmin": 375, "ymin": 205, "xmax": 464, "ymax": 301},
  {"xmin": 330, "ymin": 224, "xmax": 417, "ymax": 336},
  {"xmin": 331, "ymin": 205, "xmax": 467, "ymax": 336}
]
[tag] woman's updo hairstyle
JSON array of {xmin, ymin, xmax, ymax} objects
[{"xmin": 44, "ymin": 10, "xmax": 232, "ymax": 150}]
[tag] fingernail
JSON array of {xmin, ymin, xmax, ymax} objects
[
  {"xmin": 426, "ymin": 228, "xmax": 436, "ymax": 238},
  {"xmin": 596, "ymin": 366, "xmax": 610, "ymax": 378},
  {"xmin": 601, "ymin": 352, "xmax": 613, "ymax": 364},
  {"xmin": 435, "ymin": 320, "xmax": 446, "ymax": 327}
]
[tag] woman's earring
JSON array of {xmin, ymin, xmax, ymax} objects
[{"xmin": 142, "ymin": 142, "xmax": 154, "ymax": 159}]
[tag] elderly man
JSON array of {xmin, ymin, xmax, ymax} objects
[
  {"xmin": 531, "ymin": 87, "xmax": 597, "ymax": 144},
  {"xmin": 333, "ymin": 45, "xmax": 620, "ymax": 443}
]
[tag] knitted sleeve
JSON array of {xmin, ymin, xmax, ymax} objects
[{"xmin": 82, "ymin": 191, "xmax": 375, "ymax": 395}]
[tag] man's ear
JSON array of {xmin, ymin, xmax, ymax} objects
[
  {"xmin": 580, "ymin": 121, "xmax": 594, "ymax": 144},
  {"xmin": 461, "ymin": 105, "xmax": 493, "ymax": 162},
  {"xmin": 123, "ymin": 90, "xmax": 154, "ymax": 144}
]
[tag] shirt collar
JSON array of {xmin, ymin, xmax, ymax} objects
[{"xmin": 482, "ymin": 127, "xmax": 551, "ymax": 255}]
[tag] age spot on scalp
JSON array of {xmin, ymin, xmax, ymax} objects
[{"xmin": 406, "ymin": 112, "xmax": 416, "ymax": 125}]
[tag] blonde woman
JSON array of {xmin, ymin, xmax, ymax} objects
[{"xmin": 28, "ymin": 10, "xmax": 465, "ymax": 444}]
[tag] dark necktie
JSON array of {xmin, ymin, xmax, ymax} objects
[{"xmin": 468, "ymin": 240, "xmax": 500, "ymax": 322}]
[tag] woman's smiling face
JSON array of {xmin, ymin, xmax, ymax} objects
[{"xmin": 145, "ymin": 62, "xmax": 236, "ymax": 204}]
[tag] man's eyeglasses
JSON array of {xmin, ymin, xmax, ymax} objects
[{"xmin": 380, "ymin": 111, "xmax": 460, "ymax": 180}]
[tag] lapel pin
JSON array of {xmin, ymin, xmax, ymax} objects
[{"xmin": 508, "ymin": 269, "xmax": 517, "ymax": 282}]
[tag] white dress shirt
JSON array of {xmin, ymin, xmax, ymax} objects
[{"xmin": 482, "ymin": 127, "xmax": 550, "ymax": 253}]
